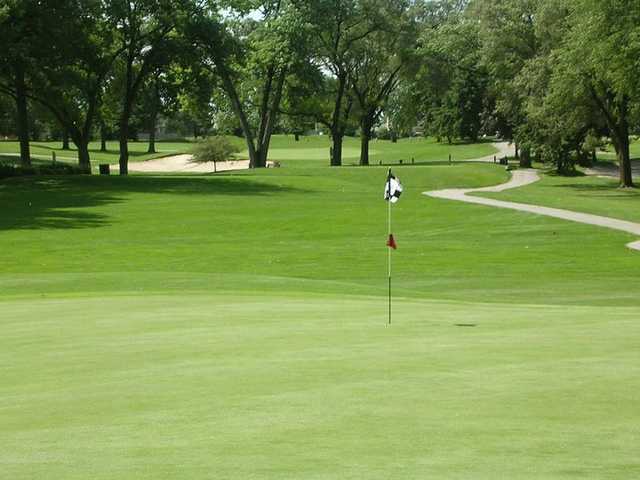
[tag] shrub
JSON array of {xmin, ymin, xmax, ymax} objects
[
  {"xmin": 0, "ymin": 162, "xmax": 86, "ymax": 179},
  {"xmin": 191, "ymin": 136, "xmax": 241, "ymax": 163}
]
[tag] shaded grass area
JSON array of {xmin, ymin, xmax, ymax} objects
[{"xmin": 0, "ymin": 140, "xmax": 193, "ymax": 166}]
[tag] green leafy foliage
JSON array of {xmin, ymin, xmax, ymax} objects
[{"xmin": 191, "ymin": 136, "xmax": 241, "ymax": 163}]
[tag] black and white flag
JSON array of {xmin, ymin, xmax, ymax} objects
[{"xmin": 384, "ymin": 171, "xmax": 403, "ymax": 203}]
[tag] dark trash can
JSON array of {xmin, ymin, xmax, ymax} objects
[{"xmin": 99, "ymin": 164, "xmax": 110, "ymax": 175}]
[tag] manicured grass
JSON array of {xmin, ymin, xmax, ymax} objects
[
  {"xmin": 595, "ymin": 137, "xmax": 640, "ymax": 162},
  {"xmin": 2, "ymin": 158, "xmax": 640, "ymax": 478},
  {"xmin": 2, "ymin": 293, "xmax": 638, "ymax": 479},
  {"xmin": 0, "ymin": 140, "xmax": 193, "ymax": 166},
  {"xmin": 481, "ymin": 169, "xmax": 640, "ymax": 223},
  {"xmin": 2, "ymin": 164, "xmax": 640, "ymax": 304},
  {"xmin": 0, "ymin": 135, "xmax": 497, "ymax": 169},
  {"xmin": 256, "ymin": 135, "xmax": 498, "ymax": 167}
]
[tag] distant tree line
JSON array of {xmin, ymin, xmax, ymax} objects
[{"xmin": 0, "ymin": 0, "xmax": 638, "ymax": 185}]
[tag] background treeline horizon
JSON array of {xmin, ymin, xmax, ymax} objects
[{"xmin": 1, "ymin": 0, "xmax": 639, "ymax": 185}]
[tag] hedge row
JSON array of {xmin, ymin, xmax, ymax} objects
[{"xmin": 0, "ymin": 163, "xmax": 88, "ymax": 179}]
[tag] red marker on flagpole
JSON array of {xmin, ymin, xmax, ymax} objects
[{"xmin": 386, "ymin": 234, "xmax": 397, "ymax": 250}]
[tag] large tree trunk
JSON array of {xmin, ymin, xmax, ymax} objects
[
  {"xmin": 213, "ymin": 59, "xmax": 258, "ymax": 168},
  {"xmin": 608, "ymin": 110, "xmax": 632, "ymax": 187},
  {"xmin": 77, "ymin": 139, "xmax": 91, "ymax": 173},
  {"xmin": 147, "ymin": 81, "xmax": 159, "ymax": 154},
  {"xmin": 520, "ymin": 147, "xmax": 532, "ymax": 168},
  {"xmin": 331, "ymin": 131, "xmax": 343, "ymax": 167},
  {"xmin": 613, "ymin": 100, "xmax": 632, "ymax": 188},
  {"xmin": 255, "ymin": 69, "xmax": 285, "ymax": 168},
  {"xmin": 615, "ymin": 133, "xmax": 632, "ymax": 187},
  {"xmin": 118, "ymin": 124, "xmax": 129, "ymax": 175},
  {"xmin": 147, "ymin": 115, "xmax": 157, "ymax": 154},
  {"xmin": 255, "ymin": 146, "xmax": 267, "ymax": 168},
  {"xmin": 359, "ymin": 119, "xmax": 372, "ymax": 166},
  {"xmin": 14, "ymin": 64, "xmax": 31, "ymax": 168},
  {"xmin": 69, "ymin": 128, "xmax": 91, "ymax": 173},
  {"xmin": 588, "ymin": 87, "xmax": 633, "ymax": 187},
  {"xmin": 100, "ymin": 121, "xmax": 107, "ymax": 152},
  {"xmin": 329, "ymin": 73, "xmax": 348, "ymax": 167},
  {"xmin": 119, "ymin": 52, "xmax": 138, "ymax": 175},
  {"xmin": 119, "ymin": 90, "xmax": 133, "ymax": 175},
  {"xmin": 62, "ymin": 129, "xmax": 70, "ymax": 150}
]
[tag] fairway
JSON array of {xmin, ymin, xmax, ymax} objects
[
  {"xmin": 0, "ymin": 135, "xmax": 499, "ymax": 169},
  {"xmin": 2, "ymin": 160, "xmax": 640, "ymax": 479}
]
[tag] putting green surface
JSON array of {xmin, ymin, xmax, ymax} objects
[
  {"xmin": 2, "ymin": 294, "xmax": 639, "ymax": 479},
  {"xmin": 2, "ymin": 160, "xmax": 640, "ymax": 478}
]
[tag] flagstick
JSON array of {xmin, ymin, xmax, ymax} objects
[{"xmin": 388, "ymin": 173, "xmax": 392, "ymax": 326}]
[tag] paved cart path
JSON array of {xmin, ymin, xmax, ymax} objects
[
  {"xmin": 471, "ymin": 141, "xmax": 515, "ymax": 162},
  {"xmin": 424, "ymin": 169, "xmax": 640, "ymax": 251}
]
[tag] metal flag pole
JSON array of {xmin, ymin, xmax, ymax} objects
[{"xmin": 387, "ymin": 169, "xmax": 392, "ymax": 325}]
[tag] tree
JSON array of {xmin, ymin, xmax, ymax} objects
[
  {"xmin": 560, "ymin": 0, "xmax": 640, "ymax": 186},
  {"xmin": 301, "ymin": 0, "xmax": 387, "ymax": 166},
  {"xmin": 0, "ymin": 0, "xmax": 41, "ymax": 166},
  {"xmin": 138, "ymin": 68, "xmax": 180, "ymax": 153},
  {"xmin": 415, "ymin": 14, "xmax": 488, "ymax": 143},
  {"xmin": 1, "ymin": 1, "xmax": 124, "ymax": 172},
  {"xmin": 472, "ymin": 0, "xmax": 540, "ymax": 167},
  {"xmin": 350, "ymin": 1, "xmax": 413, "ymax": 165},
  {"xmin": 496, "ymin": 0, "xmax": 640, "ymax": 183},
  {"xmin": 350, "ymin": 38, "xmax": 403, "ymax": 165},
  {"xmin": 108, "ymin": 0, "xmax": 181, "ymax": 175},
  {"xmin": 189, "ymin": 0, "xmax": 310, "ymax": 168},
  {"xmin": 98, "ymin": 85, "xmax": 121, "ymax": 153},
  {"xmin": 385, "ymin": 80, "xmax": 422, "ymax": 139}
]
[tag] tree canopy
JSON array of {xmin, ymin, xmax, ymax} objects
[{"xmin": 1, "ymin": 0, "xmax": 639, "ymax": 185}]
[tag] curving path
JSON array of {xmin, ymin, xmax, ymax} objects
[
  {"xmin": 424, "ymin": 169, "xmax": 640, "ymax": 251},
  {"xmin": 472, "ymin": 141, "xmax": 515, "ymax": 162}
]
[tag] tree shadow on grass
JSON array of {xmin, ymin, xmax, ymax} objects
[
  {"xmin": 30, "ymin": 144, "xmax": 169, "ymax": 159},
  {"xmin": 359, "ymin": 160, "xmax": 482, "ymax": 167},
  {"xmin": 0, "ymin": 175, "xmax": 302, "ymax": 231},
  {"xmin": 29, "ymin": 142, "xmax": 189, "ymax": 159},
  {"xmin": 545, "ymin": 169, "xmax": 586, "ymax": 177},
  {"xmin": 549, "ymin": 182, "xmax": 640, "ymax": 197}
]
